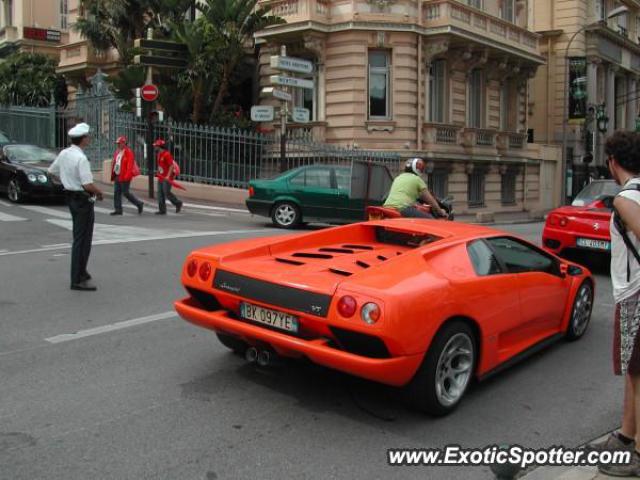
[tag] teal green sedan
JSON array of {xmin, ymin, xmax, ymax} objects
[{"xmin": 246, "ymin": 164, "xmax": 391, "ymax": 228}]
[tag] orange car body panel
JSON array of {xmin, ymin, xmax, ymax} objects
[{"xmin": 175, "ymin": 219, "xmax": 592, "ymax": 387}]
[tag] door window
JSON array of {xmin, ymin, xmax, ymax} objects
[
  {"xmin": 487, "ymin": 237, "xmax": 556, "ymax": 274},
  {"xmin": 467, "ymin": 240, "xmax": 503, "ymax": 276},
  {"xmin": 290, "ymin": 167, "xmax": 332, "ymax": 188},
  {"xmin": 335, "ymin": 167, "xmax": 351, "ymax": 191}
]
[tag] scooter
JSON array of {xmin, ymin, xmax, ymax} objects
[{"xmin": 366, "ymin": 195, "xmax": 455, "ymax": 221}]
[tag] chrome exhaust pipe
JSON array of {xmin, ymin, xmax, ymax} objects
[
  {"xmin": 245, "ymin": 346, "xmax": 258, "ymax": 363},
  {"xmin": 257, "ymin": 349, "xmax": 272, "ymax": 367}
]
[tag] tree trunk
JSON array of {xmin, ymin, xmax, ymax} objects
[
  {"xmin": 192, "ymin": 81, "xmax": 204, "ymax": 124},
  {"xmin": 211, "ymin": 71, "xmax": 230, "ymax": 119}
]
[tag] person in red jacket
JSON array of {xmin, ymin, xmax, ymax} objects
[
  {"xmin": 154, "ymin": 139, "xmax": 183, "ymax": 214},
  {"xmin": 110, "ymin": 136, "xmax": 143, "ymax": 215}
]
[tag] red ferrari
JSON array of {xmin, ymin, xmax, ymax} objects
[
  {"xmin": 175, "ymin": 220, "xmax": 593, "ymax": 415},
  {"xmin": 543, "ymin": 180, "xmax": 620, "ymax": 256}
]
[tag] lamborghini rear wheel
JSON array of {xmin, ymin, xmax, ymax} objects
[{"xmin": 404, "ymin": 321, "xmax": 476, "ymax": 416}]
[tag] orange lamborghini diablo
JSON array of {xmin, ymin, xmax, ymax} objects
[{"xmin": 175, "ymin": 219, "xmax": 593, "ymax": 415}]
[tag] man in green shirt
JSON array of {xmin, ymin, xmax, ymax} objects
[{"xmin": 384, "ymin": 158, "xmax": 446, "ymax": 218}]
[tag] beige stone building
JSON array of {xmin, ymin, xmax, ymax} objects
[
  {"xmin": 0, "ymin": 0, "xmax": 69, "ymax": 58},
  {"xmin": 254, "ymin": 0, "xmax": 562, "ymax": 217},
  {"xmin": 56, "ymin": 0, "xmax": 119, "ymax": 82},
  {"xmin": 531, "ymin": 0, "xmax": 640, "ymax": 198}
]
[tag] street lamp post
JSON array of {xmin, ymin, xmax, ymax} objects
[{"xmin": 560, "ymin": 5, "xmax": 628, "ymax": 203}]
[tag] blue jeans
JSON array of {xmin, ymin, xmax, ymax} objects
[
  {"xmin": 158, "ymin": 180, "xmax": 182, "ymax": 213},
  {"xmin": 114, "ymin": 178, "xmax": 143, "ymax": 213},
  {"xmin": 400, "ymin": 205, "xmax": 433, "ymax": 218}
]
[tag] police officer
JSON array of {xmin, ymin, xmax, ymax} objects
[{"xmin": 48, "ymin": 123, "xmax": 104, "ymax": 291}]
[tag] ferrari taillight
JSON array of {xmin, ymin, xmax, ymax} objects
[
  {"xmin": 361, "ymin": 302, "xmax": 381, "ymax": 325},
  {"xmin": 199, "ymin": 262, "xmax": 212, "ymax": 282},
  {"xmin": 559, "ymin": 216, "xmax": 569, "ymax": 227},
  {"xmin": 187, "ymin": 259, "xmax": 198, "ymax": 277},
  {"xmin": 548, "ymin": 215, "xmax": 558, "ymax": 226},
  {"xmin": 337, "ymin": 295, "xmax": 357, "ymax": 318}
]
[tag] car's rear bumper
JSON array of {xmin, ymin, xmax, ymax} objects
[
  {"xmin": 542, "ymin": 226, "xmax": 609, "ymax": 254},
  {"xmin": 245, "ymin": 199, "xmax": 272, "ymax": 217},
  {"xmin": 175, "ymin": 297, "xmax": 423, "ymax": 387}
]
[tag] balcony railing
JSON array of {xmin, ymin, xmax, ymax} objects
[
  {"xmin": 259, "ymin": 0, "xmax": 329, "ymax": 21},
  {"xmin": 461, "ymin": 127, "xmax": 497, "ymax": 147},
  {"xmin": 423, "ymin": 123, "xmax": 461, "ymax": 145},
  {"xmin": 497, "ymin": 131, "xmax": 527, "ymax": 150},
  {"xmin": 423, "ymin": 0, "xmax": 539, "ymax": 54}
]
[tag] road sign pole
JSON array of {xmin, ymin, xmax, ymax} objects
[
  {"xmin": 146, "ymin": 28, "xmax": 155, "ymax": 199},
  {"xmin": 279, "ymin": 45, "xmax": 287, "ymax": 173}
]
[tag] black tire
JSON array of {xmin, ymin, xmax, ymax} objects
[
  {"xmin": 403, "ymin": 320, "xmax": 476, "ymax": 416},
  {"xmin": 565, "ymin": 280, "xmax": 593, "ymax": 341},
  {"xmin": 271, "ymin": 201, "xmax": 301, "ymax": 228},
  {"xmin": 7, "ymin": 178, "xmax": 23, "ymax": 203},
  {"xmin": 216, "ymin": 332, "xmax": 248, "ymax": 355}
]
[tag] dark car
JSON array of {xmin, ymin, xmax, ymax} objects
[
  {"xmin": 0, "ymin": 144, "xmax": 64, "ymax": 202},
  {"xmin": 246, "ymin": 163, "xmax": 394, "ymax": 228}
]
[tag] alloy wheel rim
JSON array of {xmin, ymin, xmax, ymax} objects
[
  {"xmin": 435, "ymin": 333, "xmax": 474, "ymax": 407},
  {"xmin": 572, "ymin": 284, "xmax": 592, "ymax": 337},
  {"xmin": 8, "ymin": 180, "xmax": 19, "ymax": 202},
  {"xmin": 275, "ymin": 205, "xmax": 296, "ymax": 226}
]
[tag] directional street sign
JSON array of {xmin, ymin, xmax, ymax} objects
[
  {"xmin": 262, "ymin": 87, "xmax": 292, "ymax": 102},
  {"xmin": 134, "ymin": 54, "xmax": 188, "ymax": 69},
  {"xmin": 270, "ymin": 55, "xmax": 314, "ymax": 74},
  {"xmin": 140, "ymin": 84, "xmax": 159, "ymax": 102},
  {"xmin": 134, "ymin": 39, "xmax": 189, "ymax": 53},
  {"xmin": 270, "ymin": 75, "xmax": 314, "ymax": 90},
  {"xmin": 292, "ymin": 107, "xmax": 310, "ymax": 123},
  {"xmin": 251, "ymin": 105, "xmax": 275, "ymax": 122}
]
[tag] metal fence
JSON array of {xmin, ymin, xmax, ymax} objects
[{"xmin": 0, "ymin": 70, "xmax": 402, "ymax": 189}]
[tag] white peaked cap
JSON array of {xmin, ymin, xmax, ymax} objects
[{"xmin": 68, "ymin": 122, "xmax": 91, "ymax": 138}]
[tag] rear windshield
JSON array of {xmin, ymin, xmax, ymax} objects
[
  {"xmin": 572, "ymin": 181, "xmax": 620, "ymax": 206},
  {"xmin": 375, "ymin": 226, "xmax": 441, "ymax": 248}
]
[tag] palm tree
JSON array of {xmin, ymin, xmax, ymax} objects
[{"xmin": 198, "ymin": 0, "xmax": 284, "ymax": 118}]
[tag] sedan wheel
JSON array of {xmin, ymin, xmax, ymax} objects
[
  {"xmin": 7, "ymin": 179, "xmax": 22, "ymax": 203},
  {"xmin": 566, "ymin": 281, "xmax": 593, "ymax": 341},
  {"xmin": 272, "ymin": 202, "xmax": 300, "ymax": 228},
  {"xmin": 404, "ymin": 321, "xmax": 476, "ymax": 416}
]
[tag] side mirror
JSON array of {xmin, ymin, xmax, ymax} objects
[{"xmin": 560, "ymin": 263, "xmax": 568, "ymax": 278}]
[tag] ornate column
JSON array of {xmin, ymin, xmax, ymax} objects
[
  {"xmin": 606, "ymin": 65, "xmax": 617, "ymax": 136},
  {"xmin": 586, "ymin": 57, "xmax": 600, "ymax": 107}
]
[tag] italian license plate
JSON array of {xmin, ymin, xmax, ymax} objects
[
  {"xmin": 576, "ymin": 237, "xmax": 610, "ymax": 251},
  {"xmin": 240, "ymin": 302, "xmax": 299, "ymax": 333}
]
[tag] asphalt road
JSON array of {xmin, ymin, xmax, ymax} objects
[{"xmin": 0, "ymin": 198, "xmax": 621, "ymax": 480}]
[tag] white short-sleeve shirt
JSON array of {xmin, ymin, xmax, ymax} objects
[
  {"xmin": 611, "ymin": 177, "xmax": 640, "ymax": 303},
  {"xmin": 48, "ymin": 145, "xmax": 93, "ymax": 192}
]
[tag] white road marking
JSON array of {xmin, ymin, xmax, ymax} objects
[
  {"xmin": 93, "ymin": 206, "xmax": 127, "ymax": 215},
  {"xmin": 19, "ymin": 205, "xmax": 70, "ymax": 219},
  {"xmin": 45, "ymin": 311, "xmax": 177, "ymax": 344},
  {"xmin": 0, "ymin": 228, "xmax": 276, "ymax": 256},
  {"xmin": 0, "ymin": 199, "xmax": 13, "ymax": 207},
  {"xmin": 0, "ymin": 211, "xmax": 27, "ymax": 222},
  {"xmin": 182, "ymin": 202, "xmax": 248, "ymax": 213}
]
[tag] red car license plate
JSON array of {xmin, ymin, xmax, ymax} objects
[
  {"xmin": 576, "ymin": 237, "xmax": 610, "ymax": 251},
  {"xmin": 240, "ymin": 302, "xmax": 299, "ymax": 333}
]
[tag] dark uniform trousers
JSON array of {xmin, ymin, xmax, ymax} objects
[{"xmin": 66, "ymin": 191, "xmax": 95, "ymax": 286}]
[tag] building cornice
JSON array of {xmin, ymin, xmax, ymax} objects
[{"xmin": 255, "ymin": 20, "xmax": 545, "ymax": 64}]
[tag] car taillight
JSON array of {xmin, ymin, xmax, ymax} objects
[
  {"xmin": 199, "ymin": 262, "xmax": 212, "ymax": 282},
  {"xmin": 337, "ymin": 295, "xmax": 357, "ymax": 318},
  {"xmin": 248, "ymin": 186, "xmax": 255, "ymax": 197},
  {"xmin": 548, "ymin": 215, "xmax": 558, "ymax": 226},
  {"xmin": 187, "ymin": 259, "xmax": 198, "ymax": 277},
  {"xmin": 361, "ymin": 302, "xmax": 381, "ymax": 325},
  {"xmin": 559, "ymin": 216, "xmax": 568, "ymax": 227}
]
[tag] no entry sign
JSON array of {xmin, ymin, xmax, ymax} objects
[{"xmin": 141, "ymin": 84, "xmax": 159, "ymax": 102}]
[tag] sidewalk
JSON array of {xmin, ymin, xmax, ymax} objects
[
  {"xmin": 98, "ymin": 180, "xmax": 545, "ymax": 225},
  {"xmin": 519, "ymin": 432, "xmax": 624, "ymax": 480}
]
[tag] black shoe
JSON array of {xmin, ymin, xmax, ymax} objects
[
  {"xmin": 70, "ymin": 281, "xmax": 97, "ymax": 291},
  {"xmin": 155, "ymin": 211, "xmax": 166, "ymax": 215},
  {"xmin": 137, "ymin": 203, "xmax": 144, "ymax": 214},
  {"xmin": 109, "ymin": 211, "xmax": 123, "ymax": 216},
  {"xmin": 176, "ymin": 203, "xmax": 183, "ymax": 214},
  {"xmin": 80, "ymin": 272, "xmax": 92, "ymax": 282}
]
